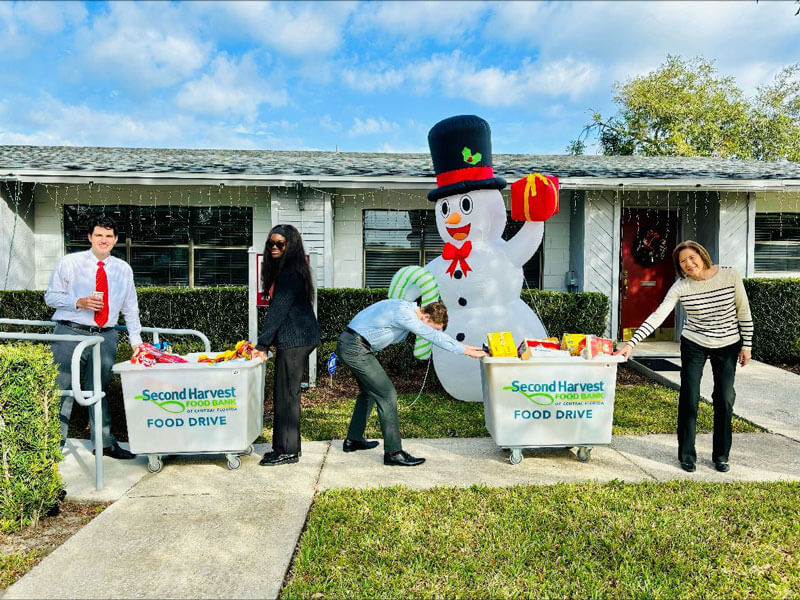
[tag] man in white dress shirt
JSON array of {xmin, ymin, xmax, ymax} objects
[{"xmin": 45, "ymin": 215, "xmax": 141, "ymax": 459}]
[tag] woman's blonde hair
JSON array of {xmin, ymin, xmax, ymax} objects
[{"xmin": 672, "ymin": 240, "xmax": 713, "ymax": 278}]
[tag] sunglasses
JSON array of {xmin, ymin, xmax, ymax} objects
[{"xmin": 267, "ymin": 240, "xmax": 286, "ymax": 250}]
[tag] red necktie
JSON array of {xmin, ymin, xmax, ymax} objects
[{"xmin": 95, "ymin": 261, "xmax": 109, "ymax": 327}]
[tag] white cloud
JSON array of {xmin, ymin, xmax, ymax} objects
[
  {"xmin": 207, "ymin": 1, "xmax": 356, "ymax": 57},
  {"xmin": 0, "ymin": 1, "xmax": 85, "ymax": 59},
  {"xmin": 341, "ymin": 52, "xmax": 598, "ymax": 107},
  {"xmin": 486, "ymin": 1, "xmax": 799, "ymax": 94},
  {"xmin": 15, "ymin": 1, "xmax": 86, "ymax": 34},
  {"xmin": 342, "ymin": 66, "xmax": 405, "ymax": 93},
  {"xmin": 350, "ymin": 1, "xmax": 490, "ymax": 43},
  {"xmin": 72, "ymin": 2, "xmax": 209, "ymax": 89},
  {"xmin": 348, "ymin": 117, "xmax": 400, "ymax": 137},
  {"xmin": 176, "ymin": 53, "xmax": 288, "ymax": 120},
  {"xmin": 319, "ymin": 115, "xmax": 343, "ymax": 133},
  {"xmin": 0, "ymin": 94, "xmax": 306, "ymax": 150}
]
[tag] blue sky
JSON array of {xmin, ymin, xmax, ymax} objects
[{"xmin": 0, "ymin": 0, "xmax": 798, "ymax": 154}]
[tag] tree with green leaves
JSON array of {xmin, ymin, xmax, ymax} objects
[{"xmin": 572, "ymin": 56, "xmax": 800, "ymax": 162}]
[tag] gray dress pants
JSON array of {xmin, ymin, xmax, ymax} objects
[
  {"xmin": 51, "ymin": 322, "xmax": 119, "ymax": 449},
  {"xmin": 338, "ymin": 328, "xmax": 402, "ymax": 453}
]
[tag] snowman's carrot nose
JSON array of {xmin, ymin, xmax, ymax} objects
[{"xmin": 445, "ymin": 212, "xmax": 461, "ymax": 225}]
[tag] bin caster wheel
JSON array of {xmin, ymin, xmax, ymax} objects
[
  {"xmin": 147, "ymin": 456, "xmax": 163, "ymax": 473},
  {"xmin": 241, "ymin": 445, "xmax": 254, "ymax": 457},
  {"xmin": 227, "ymin": 456, "xmax": 241, "ymax": 470},
  {"xmin": 576, "ymin": 446, "xmax": 592, "ymax": 463},
  {"xmin": 509, "ymin": 449, "xmax": 523, "ymax": 465}
]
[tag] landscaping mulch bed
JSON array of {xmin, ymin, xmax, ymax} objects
[{"xmin": 776, "ymin": 363, "xmax": 800, "ymax": 376}]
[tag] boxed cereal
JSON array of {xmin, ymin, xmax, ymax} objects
[
  {"xmin": 486, "ymin": 331, "xmax": 518, "ymax": 358},
  {"xmin": 561, "ymin": 333, "xmax": 586, "ymax": 356}
]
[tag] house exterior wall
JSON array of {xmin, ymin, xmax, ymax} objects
[
  {"xmin": 541, "ymin": 190, "xmax": 571, "ymax": 292},
  {"xmin": 32, "ymin": 183, "xmax": 271, "ymax": 289},
  {"xmin": 331, "ymin": 187, "xmax": 571, "ymax": 291},
  {"xmin": 718, "ymin": 192, "xmax": 751, "ymax": 276},
  {"xmin": 332, "ymin": 189, "xmax": 431, "ymax": 288},
  {"xmin": 0, "ymin": 187, "xmax": 36, "ymax": 290},
  {"xmin": 268, "ymin": 187, "xmax": 331, "ymax": 288},
  {"xmin": 574, "ymin": 190, "xmax": 619, "ymax": 337}
]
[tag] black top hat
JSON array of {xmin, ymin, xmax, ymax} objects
[{"xmin": 427, "ymin": 114, "xmax": 506, "ymax": 202}]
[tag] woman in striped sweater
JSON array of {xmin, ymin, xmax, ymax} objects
[{"xmin": 616, "ymin": 240, "xmax": 753, "ymax": 473}]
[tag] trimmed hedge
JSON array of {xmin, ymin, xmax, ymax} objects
[
  {"xmin": 0, "ymin": 343, "xmax": 63, "ymax": 532},
  {"xmin": 743, "ymin": 278, "xmax": 800, "ymax": 364},
  {"xmin": 1, "ymin": 285, "xmax": 611, "ymax": 378}
]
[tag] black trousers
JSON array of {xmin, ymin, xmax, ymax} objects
[
  {"xmin": 678, "ymin": 337, "xmax": 741, "ymax": 465},
  {"xmin": 272, "ymin": 344, "xmax": 316, "ymax": 455}
]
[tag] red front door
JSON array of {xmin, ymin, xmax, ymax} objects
[{"xmin": 619, "ymin": 208, "xmax": 680, "ymax": 340}]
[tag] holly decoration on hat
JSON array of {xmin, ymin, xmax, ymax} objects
[{"xmin": 462, "ymin": 146, "xmax": 482, "ymax": 165}]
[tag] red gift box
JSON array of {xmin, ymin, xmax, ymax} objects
[{"xmin": 510, "ymin": 173, "xmax": 560, "ymax": 222}]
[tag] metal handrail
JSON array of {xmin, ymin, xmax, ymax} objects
[
  {"xmin": 0, "ymin": 325, "xmax": 106, "ymax": 490},
  {"xmin": 0, "ymin": 320, "xmax": 211, "ymax": 353},
  {"xmin": 139, "ymin": 326, "xmax": 211, "ymax": 353},
  {"xmin": 0, "ymin": 319, "xmax": 213, "ymax": 491}
]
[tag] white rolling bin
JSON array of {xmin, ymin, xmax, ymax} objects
[
  {"xmin": 480, "ymin": 355, "xmax": 625, "ymax": 465},
  {"xmin": 112, "ymin": 353, "xmax": 265, "ymax": 473}
]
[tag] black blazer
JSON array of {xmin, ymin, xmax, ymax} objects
[{"xmin": 256, "ymin": 270, "xmax": 321, "ymax": 351}]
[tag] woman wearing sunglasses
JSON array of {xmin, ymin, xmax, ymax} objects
[{"xmin": 251, "ymin": 224, "xmax": 321, "ymax": 466}]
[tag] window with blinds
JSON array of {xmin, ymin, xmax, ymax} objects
[
  {"xmin": 362, "ymin": 209, "xmax": 542, "ymax": 289},
  {"xmin": 755, "ymin": 212, "xmax": 800, "ymax": 272},
  {"xmin": 63, "ymin": 205, "xmax": 252, "ymax": 286}
]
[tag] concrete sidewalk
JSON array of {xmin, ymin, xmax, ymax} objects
[
  {"xmin": 6, "ymin": 431, "xmax": 799, "ymax": 599},
  {"xmin": 632, "ymin": 341, "xmax": 800, "ymax": 442},
  {"xmin": 5, "ymin": 351, "xmax": 800, "ymax": 599}
]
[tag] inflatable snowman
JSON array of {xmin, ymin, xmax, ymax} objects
[{"xmin": 424, "ymin": 115, "xmax": 555, "ymax": 402}]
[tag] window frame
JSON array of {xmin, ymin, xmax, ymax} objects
[
  {"xmin": 63, "ymin": 204, "xmax": 253, "ymax": 287},
  {"xmin": 754, "ymin": 211, "xmax": 800, "ymax": 275},
  {"xmin": 361, "ymin": 208, "xmax": 543, "ymax": 289}
]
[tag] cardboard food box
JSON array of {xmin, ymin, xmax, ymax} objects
[
  {"xmin": 517, "ymin": 338, "xmax": 562, "ymax": 360},
  {"xmin": 486, "ymin": 331, "xmax": 518, "ymax": 358},
  {"xmin": 561, "ymin": 333, "xmax": 586, "ymax": 356},
  {"xmin": 518, "ymin": 341, "xmax": 570, "ymax": 360},
  {"xmin": 579, "ymin": 335, "xmax": 615, "ymax": 359}
]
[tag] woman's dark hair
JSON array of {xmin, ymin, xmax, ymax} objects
[
  {"xmin": 87, "ymin": 215, "xmax": 118, "ymax": 237},
  {"xmin": 261, "ymin": 224, "xmax": 314, "ymax": 301}
]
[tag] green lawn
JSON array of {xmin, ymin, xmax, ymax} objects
[
  {"xmin": 262, "ymin": 378, "xmax": 761, "ymax": 441},
  {"xmin": 283, "ymin": 481, "xmax": 800, "ymax": 599}
]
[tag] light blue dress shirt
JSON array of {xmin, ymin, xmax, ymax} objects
[
  {"xmin": 45, "ymin": 249, "xmax": 143, "ymax": 346},
  {"xmin": 347, "ymin": 299, "xmax": 463, "ymax": 354}
]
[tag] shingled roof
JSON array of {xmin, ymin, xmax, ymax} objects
[{"xmin": 2, "ymin": 145, "xmax": 800, "ymax": 183}]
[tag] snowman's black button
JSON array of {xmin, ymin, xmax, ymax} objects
[
  {"xmin": 458, "ymin": 297, "xmax": 467, "ymax": 306},
  {"xmin": 456, "ymin": 333, "xmax": 465, "ymax": 342},
  {"xmin": 454, "ymin": 270, "xmax": 462, "ymax": 279}
]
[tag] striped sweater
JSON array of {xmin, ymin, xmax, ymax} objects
[{"xmin": 628, "ymin": 267, "xmax": 753, "ymax": 349}]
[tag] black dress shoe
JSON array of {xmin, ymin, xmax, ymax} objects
[
  {"xmin": 103, "ymin": 443, "xmax": 136, "ymax": 460},
  {"xmin": 714, "ymin": 462, "xmax": 731, "ymax": 473},
  {"xmin": 259, "ymin": 452, "xmax": 299, "ymax": 466},
  {"xmin": 384, "ymin": 450, "xmax": 425, "ymax": 467},
  {"xmin": 343, "ymin": 438, "xmax": 379, "ymax": 452},
  {"xmin": 680, "ymin": 461, "xmax": 696, "ymax": 472}
]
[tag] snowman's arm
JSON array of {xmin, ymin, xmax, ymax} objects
[{"xmin": 505, "ymin": 220, "xmax": 544, "ymax": 268}]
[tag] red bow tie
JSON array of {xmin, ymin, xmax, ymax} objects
[{"xmin": 442, "ymin": 241, "xmax": 472, "ymax": 278}]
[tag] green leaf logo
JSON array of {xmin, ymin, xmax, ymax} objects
[{"xmin": 462, "ymin": 146, "xmax": 482, "ymax": 165}]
